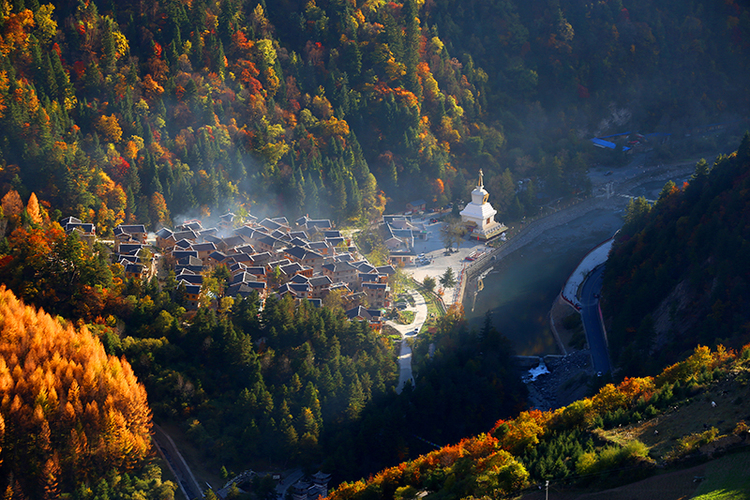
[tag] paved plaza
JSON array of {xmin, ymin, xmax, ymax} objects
[{"xmin": 404, "ymin": 213, "xmax": 497, "ymax": 306}]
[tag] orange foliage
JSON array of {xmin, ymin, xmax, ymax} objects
[
  {"xmin": 655, "ymin": 344, "xmax": 736, "ymax": 386},
  {"xmin": 96, "ymin": 114, "xmax": 123, "ymax": 143},
  {"xmin": 26, "ymin": 192, "xmax": 42, "ymax": 224},
  {"xmin": 141, "ymin": 74, "xmax": 165, "ymax": 102},
  {"xmin": 1, "ymin": 189, "xmax": 23, "ymax": 219},
  {"xmin": 0, "ymin": 286, "xmax": 151, "ymax": 495}
]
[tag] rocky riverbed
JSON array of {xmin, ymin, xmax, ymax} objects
[{"xmin": 523, "ymin": 350, "xmax": 595, "ymax": 411}]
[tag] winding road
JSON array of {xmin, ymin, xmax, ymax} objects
[
  {"xmin": 386, "ymin": 289, "xmax": 429, "ymax": 393},
  {"xmin": 580, "ymin": 265, "xmax": 612, "ymax": 374}
]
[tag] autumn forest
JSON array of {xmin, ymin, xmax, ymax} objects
[{"xmin": 0, "ymin": 0, "xmax": 749, "ymax": 497}]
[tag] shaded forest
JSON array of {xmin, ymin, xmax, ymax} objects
[{"xmin": 602, "ymin": 134, "xmax": 750, "ymax": 375}]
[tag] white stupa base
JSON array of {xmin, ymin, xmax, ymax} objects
[{"xmin": 469, "ymin": 222, "xmax": 508, "ymax": 241}]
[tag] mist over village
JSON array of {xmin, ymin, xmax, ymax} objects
[{"xmin": 0, "ymin": 0, "xmax": 749, "ymax": 499}]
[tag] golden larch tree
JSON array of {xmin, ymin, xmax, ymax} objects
[{"xmin": 0, "ymin": 286, "xmax": 152, "ymax": 497}]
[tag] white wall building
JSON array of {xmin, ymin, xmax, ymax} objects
[{"xmin": 459, "ymin": 169, "xmax": 508, "ymax": 240}]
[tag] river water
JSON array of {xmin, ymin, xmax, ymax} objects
[{"xmin": 468, "ymin": 209, "xmax": 624, "ymax": 356}]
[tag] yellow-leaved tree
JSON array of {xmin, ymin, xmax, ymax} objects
[{"xmin": 0, "ymin": 286, "xmax": 152, "ymax": 497}]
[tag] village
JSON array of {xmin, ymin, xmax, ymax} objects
[
  {"xmin": 57, "ymin": 170, "xmax": 508, "ymax": 341},
  {"xmin": 60, "ymin": 212, "xmax": 403, "ymax": 333}
]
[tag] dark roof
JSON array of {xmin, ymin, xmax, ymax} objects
[
  {"xmin": 251, "ymin": 252, "xmax": 273, "ymax": 265},
  {"xmin": 268, "ymin": 258, "xmax": 292, "ymax": 269},
  {"xmin": 174, "ymin": 238, "xmax": 193, "ymax": 249},
  {"xmin": 307, "ymin": 298, "xmax": 322, "ymax": 308},
  {"xmin": 245, "ymin": 266, "xmax": 266, "ymax": 276},
  {"xmin": 199, "ymin": 228, "xmax": 218, "ymax": 238},
  {"xmin": 322, "ymin": 261, "xmax": 358, "ymax": 273},
  {"xmin": 289, "ymin": 282, "xmax": 311, "ymax": 293},
  {"xmin": 234, "ymin": 244, "xmax": 256, "ymax": 255},
  {"xmin": 184, "ymin": 284, "xmax": 202, "ymax": 294},
  {"xmin": 229, "ymin": 262, "xmax": 247, "ymax": 274},
  {"xmin": 114, "ymin": 224, "xmax": 146, "ymax": 235},
  {"xmin": 276, "ymin": 283, "xmax": 296, "ymax": 296},
  {"xmin": 231, "ymin": 272, "xmax": 257, "ymax": 284},
  {"xmin": 234, "ymin": 225, "xmax": 257, "ymax": 239},
  {"xmin": 178, "ymin": 274, "xmax": 203, "ymax": 285},
  {"xmin": 173, "ymin": 250, "xmax": 198, "ymax": 260},
  {"xmin": 289, "ymin": 237, "xmax": 309, "ymax": 247},
  {"xmin": 376, "ymin": 265, "xmax": 396, "ymax": 276},
  {"xmin": 328, "ymin": 282, "xmax": 351, "ymax": 292},
  {"xmin": 220, "ymin": 212, "xmax": 235, "ymax": 222},
  {"xmin": 176, "ymin": 255, "xmax": 202, "ymax": 266},
  {"xmin": 285, "ymin": 246, "xmax": 307, "ymax": 260},
  {"xmin": 204, "ymin": 234, "xmax": 223, "ymax": 244},
  {"xmin": 221, "ymin": 235, "xmax": 248, "ymax": 249},
  {"xmin": 362, "ymin": 282, "xmax": 387, "ymax": 290},
  {"xmin": 173, "ymin": 229, "xmax": 199, "ymax": 241},
  {"xmin": 325, "ymin": 237, "xmax": 345, "ymax": 247},
  {"xmin": 271, "ymin": 216, "xmax": 289, "ymax": 226},
  {"xmin": 176, "ymin": 221, "xmax": 203, "ymax": 232},
  {"xmin": 155, "ymin": 227, "xmax": 173, "ymax": 239},
  {"xmin": 118, "ymin": 243, "xmax": 143, "ymax": 255},
  {"xmin": 309, "ymin": 275, "xmax": 333, "ymax": 287},
  {"xmin": 256, "ymin": 234, "xmax": 282, "ymax": 247},
  {"xmin": 230, "ymin": 253, "xmax": 255, "ymax": 264},
  {"xmin": 259, "ymin": 218, "xmax": 283, "ymax": 231},
  {"xmin": 226, "ymin": 282, "xmax": 265, "ymax": 297},
  {"xmin": 124, "ymin": 263, "xmax": 144, "ymax": 274},
  {"xmin": 208, "ymin": 251, "xmax": 228, "ymax": 262},
  {"xmin": 60, "ymin": 216, "xmax": 82, "ymax": 225},
  {"xmin": 192, "ymin": 242, "xmax": 217, "ymax": 253},
  {"xmin": 345, "ymin": 305, "xmax": 382, "ymax": 321},
  {"xmin": 271, "ymin": 229, "xmax": 290, "ymax": 241},
  {"xmin": 355, "ymin": 262, "xmax": 377, "ymax": 274},
  {"xmin": 65, "ymin": 222, "xmax": 96, "ymax": 234},
  {"xmin": 289, "ymin": 231, "xmax": 309, "ymax": 240},
  {"xmin": 324, "ymin": 230, "xmax": 342, "ymax": 238},
  {"xmin": 359, "ymin": 273, "xmax": 380, "ymax": 283},
  {"xmin": 280, "ymin": 262, "xmax": 304, "ymax": 275}
]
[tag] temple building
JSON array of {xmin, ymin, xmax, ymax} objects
[{"xmin": 459, "ymin": 170, "xmax": 508, "ymax": 240}]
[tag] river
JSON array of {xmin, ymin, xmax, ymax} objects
[
  {"xmin": 467, "ymin": 166, "xmax": 693, "ymax": 356},
  {"xmin": 468, "ymin": 209, "xmax": 623, "ymax": 356}
]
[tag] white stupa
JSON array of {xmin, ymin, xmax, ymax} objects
[{"xmin": 459, "ymin": 169, "xmax": 507, "ymax": 240}]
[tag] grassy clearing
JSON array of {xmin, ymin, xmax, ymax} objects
[
  {"xmin": 599, "ymin": 368, "xmax": 750, "ymax": 461},
  {"xmin": 395, "ymin": 310, "xmax": 415, "ymax": 325},
  {"xmin": 691, "ymin": 450, "xmax": 750, "ymax": 500}
]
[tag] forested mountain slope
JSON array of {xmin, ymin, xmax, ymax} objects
[
  {"xmin": 326, "ymin": 344, "xmax": 750, "ymax": 500},
  {"xmin": 602, "ymin": 134, "xmax": 750, "ymax": 376},
  {"xmin": 0, "ymin": 285, "xmax": 168, "ymax": 498},
  {"xmin": 0, "ymin": 0, "xmax": 747, "ymax": 231}
]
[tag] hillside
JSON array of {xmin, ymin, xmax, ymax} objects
[
  {"xmin": 325, "ymin": 344, "xmax": 750, "ymax": 500},
  {"xmin": 0, "ymin": 0, "xmax": 747, "ymax": 231},
  {"xmin": 0, "ymin": 285, "xmax": 172, "ymax": 498},
  {"xmin": 601, "ymin": 134, "xmax": 750, "ymax": 376}
]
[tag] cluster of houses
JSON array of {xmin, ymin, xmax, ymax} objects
[
  {"xmin": 215, "ymin": 470, "xmax": 332, "ymax": 500},
  {"xmin": 382, "ymin": 214, "xmax": 429, "ymax": 266},
  {"xmin": 62, "ymin": 214, "xmax": 395, "ymax": 329}
]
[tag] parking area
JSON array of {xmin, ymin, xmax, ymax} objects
[{"xmin": 405, "ymin": 214, "xmax": 492, "ymax": 305}]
